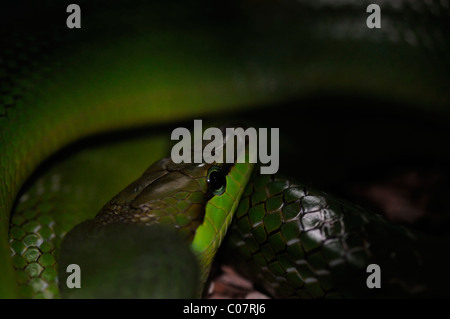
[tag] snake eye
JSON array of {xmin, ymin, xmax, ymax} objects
[{"xmin": 207, "ymin": 166, "xmax": 226, "ymax": 196}]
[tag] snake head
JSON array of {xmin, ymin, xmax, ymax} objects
[
  {"xmin": 59, "ymin": 124, "xmax": 256, "ymax": 297},
  {"xmin": 91, "ymin": 125, "xmax": 256, "ymax": 289},
  {"xmin": 95, "ymin": 157, "xmax": 227, "ymax": 241}
]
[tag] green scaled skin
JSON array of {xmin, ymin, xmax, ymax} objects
[
  {"xmin": 223, "ymin": 171, "xmax": 450, "ymax": 298},
  {"xmin": 1, "ymin": 0, "xmax": 450, "ymax": 298}
]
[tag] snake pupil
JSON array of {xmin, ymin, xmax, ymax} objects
[{"xmin": 207, "ymin": 167, "xmax": 226, "ymax": 195}]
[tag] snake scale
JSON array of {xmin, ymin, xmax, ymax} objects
[{"xmin": 1, "ymin": 0, "xmax": 450, "ymax": 298}]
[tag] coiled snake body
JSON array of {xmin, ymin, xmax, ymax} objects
[{"xmin": 1, "ymin": 0, "xmax": 450, "ymax": 298}]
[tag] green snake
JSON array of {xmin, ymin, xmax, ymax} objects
[{"xmin": 1, "ymin": 0, "xmax": 450, "ymax": 298}]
